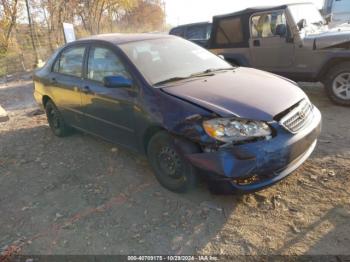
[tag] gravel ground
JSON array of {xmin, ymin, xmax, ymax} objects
[{"xmin": 0, "ymin": 76, "xmax": 349, "ymax": 257}]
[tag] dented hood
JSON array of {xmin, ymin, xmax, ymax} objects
[{"xmin": 161, "ymin": 67, "xmax": 306, "ymax": 121}]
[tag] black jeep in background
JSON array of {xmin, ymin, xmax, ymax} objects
[
  {"xmin": 170, "ymin": 3, "xmax": 350, "ymax": 106},
  {"xmin": 169, "ymin": 22, "xmax": 212, "ymax": 48}
]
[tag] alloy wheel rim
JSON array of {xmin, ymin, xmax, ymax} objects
[{"xmin": 332, "ymin": 72, "xmax": 350, "ymax": 100}]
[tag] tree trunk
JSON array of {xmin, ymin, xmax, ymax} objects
[
  {"xmin": 24, "ymin": 0, "xmax": 39, "ymax": 66},
  {"xmin": 1, "ymin": 0, "xmax": 19, "ymax": 54},
  {"xmin": 97, "ymin": 1, "xmax": 106, "ymax": 34},
  {"xmin": 5, "ymin": 0, "xmax": 18, "ymax": 41},
  {"xmin": 42, "ymin": 6, "xmax": 54, "ymax": 52}
]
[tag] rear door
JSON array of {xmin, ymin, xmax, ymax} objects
[
  {"xmin": 80, "ymin": 44, "xmax": 138, "ymax": 148},
  {"xmin": 50, "ymin": 45, "xmax": 87, "ymax": 127},
  {"xmin": 249, "ymin": 10, "xmax": 295, "ymax": 71}
]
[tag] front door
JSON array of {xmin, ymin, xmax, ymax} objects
[
  {"xmin": 81, "ymin": 45, "xmax": 138, "ymax": 149},
  {"xmin": 249, "ymin": 10, "xmax": 295, "ymax": 72}
]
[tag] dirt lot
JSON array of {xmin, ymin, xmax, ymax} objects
[{"xmin": 0, "ymin": 75, "xmax": 349, "ymax": 257}]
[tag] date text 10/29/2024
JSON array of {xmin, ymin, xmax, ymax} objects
[{"xmin": 127, "ymin": 256, "xmax": 219, "ymax": 261}]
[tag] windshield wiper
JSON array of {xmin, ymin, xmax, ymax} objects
[
  {"xmin": 154, "ymin": 76, "xmax": 193, "ymax": 86},
  {"xmin": 190, "ymin": 67, "xmax": 235, "ymax": 77},
  {"xmin": 154, "ymin": 68, "xmax": 234, "ymax": 86}
]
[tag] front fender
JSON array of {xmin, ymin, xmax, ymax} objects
[{"xmin": 134, "ymin": 87, "xmax": 217, "ymax": 152}]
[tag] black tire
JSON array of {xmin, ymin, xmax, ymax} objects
[
  {"xmin": 147, "ymin": 131, "xmax": 197, "ymax": 193},
  {"xmin": 324, "ymin": 62, "xmax": 350, "ymax": 106},
  {"xmin": 45, "ymin": 100, "xmax": 71, "ymax": 137}
]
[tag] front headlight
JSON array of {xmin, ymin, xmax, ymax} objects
[{"xmin": 203, "ymin": 118, "xmax": 272, "ymax": 143}]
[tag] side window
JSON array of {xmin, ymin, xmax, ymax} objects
[
  {"xmin": 53, "ymin": 46, "xmax": 85, "ymax": 77},
  {"xmin": 87, "ymin": 47, "xmax": 130, "ymax": 83},
  {"xmin": 215, "ymin": 17, "xmax": 243, "ymax": 45},
  {"xmin": 251, "ymin": 11, "xmax": 287, "ymax": 38},
  {"xmin": 170, "ymin": 27, "xmax": 184, "ymax": 37}
]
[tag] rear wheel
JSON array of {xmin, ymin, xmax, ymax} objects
[
  {"xmin": 45, "ymin": 100, "xmax": 71, "ymax": 137},
  {"xmin": 324, "ymin": 62, "xmax": 350, "ymax": 106},
  {"xmin": 147, "ymin": 131, "xmax": 197, "ymax": 193}
]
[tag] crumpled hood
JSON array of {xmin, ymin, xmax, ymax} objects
[
  {"xmin": 304, "ymin": 26, "xmax": 350, "ymax": 49},
  {"xmin": 161, "ymin": 67, "xmax": 307, "ymax": 121}
]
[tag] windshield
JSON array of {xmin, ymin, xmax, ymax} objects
[
  {"xmin": 119, "ymin": 37, "xmax": 232, "ymax": 86},
  {"xmin": 289, "ymin": 3, "xmax": 325, "ymax": 26}
]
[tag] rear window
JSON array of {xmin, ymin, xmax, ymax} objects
[{"xmin": 215, "ymin": 17, "xmax": 243, "ymax": 45}]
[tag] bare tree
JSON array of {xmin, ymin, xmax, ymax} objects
[
  {"xmin": 0, "ymin": 0, "xmax": 19, "ymax": 54},
  {"xmin": 24, "ymin": 0, "xmax": 39, "ymax": 64},
  {"xmin": 0, "ymin": 0, "xmax": 166, "ymax": 75},
  {"xmin": 120, "ymin": 0, "xmax": 165, "ymax": 32}
]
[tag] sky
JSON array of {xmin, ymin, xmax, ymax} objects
[{"xmin": 165, "ymin": 0, "xmax": 325, "ymax": 26}]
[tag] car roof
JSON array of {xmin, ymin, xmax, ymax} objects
[
  {"xmin": 171, "ymin": 22, "xmax": 212, "ymax": 29},
  {"xmin": 78, "ymin": 33, "xmax": 174, "ymax": 45},
  {"xmin": 213, "ymin": 2, "xmax": 314, "ymax": 20}
]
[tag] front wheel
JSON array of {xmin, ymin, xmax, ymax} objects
[
  {"xmin": 324, "ymin": 62, "xmax": 350, "ymax": 106},
  {"xmin": 147, "ymin": 132, "xmax": 197, "ymax": 193}
]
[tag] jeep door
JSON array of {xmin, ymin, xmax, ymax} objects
[
  {"xmin": 249, "ymin": 10, "xmax": 295, "ymax": 71},
  {"xmin": 80, "ymin": 44, "xmax": 138, "ymax": 149}
]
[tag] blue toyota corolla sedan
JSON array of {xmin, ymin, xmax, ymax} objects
[{"xmin": 33, "ymin": 34, "xmax": 322, "ymax": 193}]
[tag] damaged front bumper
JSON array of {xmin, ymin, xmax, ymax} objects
[{"xmin": 186, "ymin": 107, "xmax": 322, "ymax": 192}]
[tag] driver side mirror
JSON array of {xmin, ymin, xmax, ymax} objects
[
  {"xmin": 297, "ymin": 19, "xmax": 307, "ymax": 30},
  {"xmin": 103, "ymin": 75, "xmax": 133, "ymax": 88}
]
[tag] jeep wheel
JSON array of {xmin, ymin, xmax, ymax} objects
[{"xmin": 324, "ymin": 62, "xmax": 350, "ymax": 106}]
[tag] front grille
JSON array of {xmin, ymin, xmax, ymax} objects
[{"xmin": 280, "ymin": 99, "xmax": 313, "ymax": 133}]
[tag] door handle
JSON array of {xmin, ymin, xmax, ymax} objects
[
  {"xmin": 253, "ymin": 39, "xmax": 261, "ymax": 47},
  {"xmin": 82, "ymin": 85, "xmax": 92, "ymax": 94}
]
